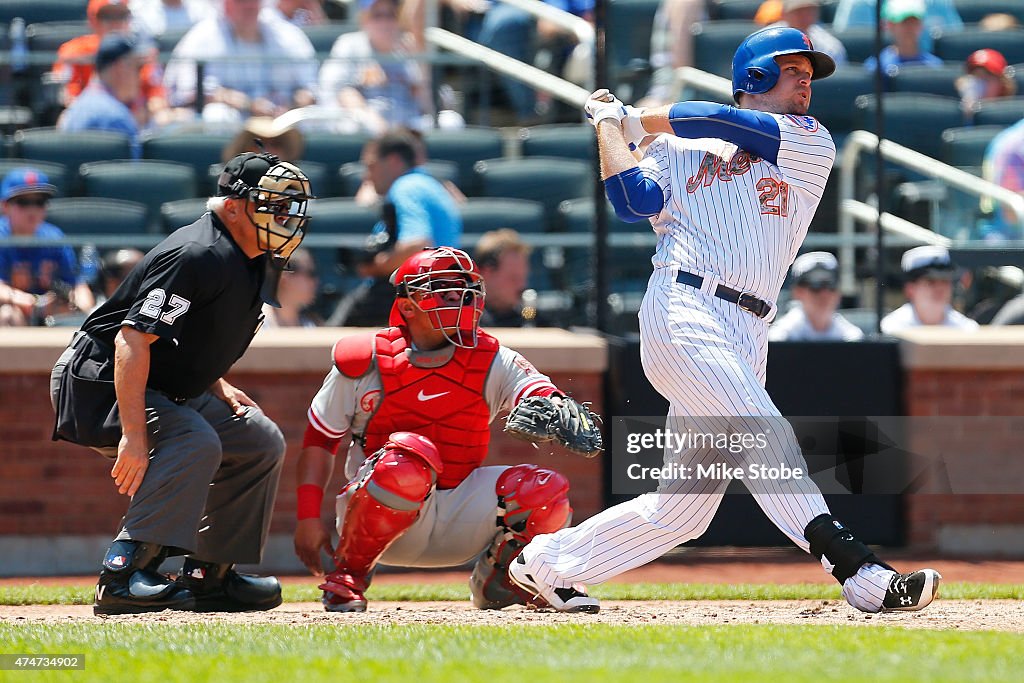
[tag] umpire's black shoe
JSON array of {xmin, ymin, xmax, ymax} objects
[
  {"xmin": 176, "ymin": 558, "xmax": 283, "ymax": 612},
  {"xmin": 94, "ymin": 540, "xmax": 196, "ymax": 616},
  {"xmin": 881, "ymin": 569, "xmax": 942, "ymax": 612}
]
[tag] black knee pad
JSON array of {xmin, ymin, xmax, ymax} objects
[{"xmin": 804, "ymin": 514, "xmax": 889, "ymax": 584}]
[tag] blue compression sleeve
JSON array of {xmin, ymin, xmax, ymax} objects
[
  {"xmin": 604, "ymin": 167, "xmax": 665, "ymax": 222},
  {"xmin": 668, "ymin": 102, "xmax": 782, "ymax": 164}
]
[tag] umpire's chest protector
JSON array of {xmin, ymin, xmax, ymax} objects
[{"xmin": 355, "ymin": 327, "xmax": 499, "ymax": 489}]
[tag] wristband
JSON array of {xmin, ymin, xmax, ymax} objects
[{"xmin": 297, "ymin": 483, "xmax": 324, "ymax": 520}]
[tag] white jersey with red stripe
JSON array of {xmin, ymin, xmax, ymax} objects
[
  {"xmin": 307, "ymin": 344, "xmax": 557, "ymax": 480},
  {"xmin": 643, "ymin": 113, "xmax": 835, "ymax": 304}
]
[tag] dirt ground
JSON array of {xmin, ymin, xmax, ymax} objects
[
  {"xmin": 3, "ymin": 600, "xmax": 1023, "ymax": 633},
  {"xmin": 3, "ymin": 552, "xmax": 1022, "ymax": 632}
]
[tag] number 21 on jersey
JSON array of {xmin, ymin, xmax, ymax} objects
[{"xmin": 757, "ymin": 178, "xmax": 789, "ymax": 217}]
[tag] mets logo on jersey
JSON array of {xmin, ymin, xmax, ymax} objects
[{"xmin": 785, "ymin": 115, "xmax": 819, "ymax": 132}]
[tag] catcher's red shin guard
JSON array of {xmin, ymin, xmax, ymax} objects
[
  {"xmin": 470, "ymin": 464, "xmax": 572, "ymax": 609},
  {"xmin": 321, "ymin": 433, "xmax": 442, "ymax": 607}
]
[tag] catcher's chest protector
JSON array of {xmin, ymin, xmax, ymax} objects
[{"xmin": 364, "ymin": 327, "xmax": 499, "ymax": 489}]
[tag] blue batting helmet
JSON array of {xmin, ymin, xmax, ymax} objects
[{"xmin": 731, "ymin": 27, "xmax": 836, "ymax": 103}]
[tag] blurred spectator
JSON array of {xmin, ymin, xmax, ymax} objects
[
  {"xmin": 643, "ymin": 0, "xmax": 707, "ymax": 106},
  {"xmin": 956, "ymin": 49, "xmax": 1016, "ymax": 122},
  {"xmin": 261, "ymin": 248, "xmax": 322, "ymax": 327},
  {"xmin": 991, "ymin": 289, "xmax": 1024, "ymax": 326},
  {"xmin": 981, "ymin": 117, "xmax": 1024, "ymax": 241},
  {"xmin": 53, "ymin": 0, "xmax": 169, "ymax": 127},
  {"xmin": 131, "ymin": 0, "xmax": 214, "ymax": 37},
  {"xmin": 967, "ymin": 265, "xmax": 1023, "ymax": 324},
  {"xmin": 769, "ymin": 252, "xmax": 864, "ymax": 341},
  {"xmin": 94, "ymin": 247, "xmax": 145, "ymax": 307},
  {"xmin": 0, "ymin": 169, "xmax": 95, "ymax": 326},
  {"xmin": 462, "ymin": 0, "xmax": 594, "ymax": 123},
  {"xmin": 265, "ymin": 0, "xmax": 328, "ymax": 27},
  {"xmin": 475, "ymin": 228, "xmax": 541, "ymax": 328},
  {"xmin": 880, "ymin": 246, "xmax": 978, "ymax": 333},
  {"xmin": 164, "ymin": 0, "xmax": 318, "ymax": 123},
  {"xmin": 863, "ymin": 0, "xmax": 942, "ymax": 78},
  {"xmin": 328, "ymin": 130, "xmax": 462, "ymax": 326},
  {"xmin": 771, "ymin": 1, "xmax": 847, "ymax": 66},
  {"xmin": 978, "ymin": 13, "xmax": 1019, "ymax": 32},
  {"xmin": 58, "ymin": 33, "xmax": 148, "ymax": 159},
  {"xmin": 353, "ymin": 127, "xmax": 465, "ymax": 205},
  {"xmin": 319, "ymin": 0, "xmax": 432, "ymax": 133},
  {"xmin": 222, "ymin": 116, "xmax": 305, "ymax": 162},
  {"xmin": 832, "ymin": 0, "xmax": 963, "ymax": 51}
]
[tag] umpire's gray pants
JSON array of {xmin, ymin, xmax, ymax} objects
[{"xmin": 51, "ymin": 348, "xmax": 286, "ymax": 564}]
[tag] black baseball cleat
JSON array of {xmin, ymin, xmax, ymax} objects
[
  {"xmin": 508, "ymin": 555, "xmax": 600, "ymax": 613},
  {"xmin": 93, "ymin": 540, "xmax": 196, "ymax": 616},
  {"xmin": 176, "ymin": 558, "xmax": 283, "ymax": 612},
  {"xmin": 881, "ymin": 569, "xmax": 942, "ymax": 612}
]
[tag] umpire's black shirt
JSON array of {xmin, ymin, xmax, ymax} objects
[{"xmin": 81, "ymin": 212, "xmax": 267, "ymax": 400}]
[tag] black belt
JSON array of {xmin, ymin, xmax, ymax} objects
[{"xmin": 676, "ymin": 271, "xmax": 772, "ymax": 319}]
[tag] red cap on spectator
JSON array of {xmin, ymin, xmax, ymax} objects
[
  {"xmin": 88, "ymin": 0, "xmax": 130, "ymax": 24},
  {"xmin": 966, "ymin": 49, "xmax": 1008, "ymax": 77}
]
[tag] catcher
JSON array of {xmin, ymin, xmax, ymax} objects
[{"xmin": 293, "ymin": 247, "xmax": 602, "ymax": 612}]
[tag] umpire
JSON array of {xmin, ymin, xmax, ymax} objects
[{"xmin": 49, "ymin": 152, "xmax": 315, "ymax": 615}]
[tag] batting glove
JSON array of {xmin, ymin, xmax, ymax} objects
[
  {"xmin": 622, "ymin": 106, "xmax": 648, "ymax": 151},
  {"xmin": 584, "ymin": 88, "xmax": 626, "ymax": 128}
]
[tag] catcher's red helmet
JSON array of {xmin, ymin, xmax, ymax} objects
[{"xmin": 388, "ymin": 247, "xmax": 485, "ymax": 348}]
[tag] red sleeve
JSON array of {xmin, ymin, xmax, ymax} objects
[{"xmin": 302, "ymin": 421, "xmax": 342, "ymax": 455}]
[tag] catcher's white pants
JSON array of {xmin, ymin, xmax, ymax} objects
[
  {"xmin": 520, "ymin": 273, "xmax": 891, "ymax": 612},
  {"xmin": 336, "ymin": 465, "xmax": 507, "ymax": 568}
]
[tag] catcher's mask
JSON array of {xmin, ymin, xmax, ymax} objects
[
  {"xmin": 389, "ymin": 247, "xmax": 485, "ymax": 349},
  {"xmin": 218, "ymin": 152, "xmax": 315, "ymax": 260}
]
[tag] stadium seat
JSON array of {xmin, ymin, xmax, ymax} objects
[
  {"xmin": 519, "ymin": 124, "xmax": 595, "ymax": 162},
  {"xmin": 833, "ymin": 27, "xmax": 877, "ymax": 64},
  {"xmin": 302, "ymin": 21, "xmax": 358, "ymax": 54},
  {"xmin": 806, "ymin": 66, "xmax": 874, "ymax": 137},
  {"xmin": 941, "ymin": 126, "xmax": 1005, "ymax": 168},
  {"xmin": 0, "ymin": 159, "xmax": 69, "ymax": 197},
  {"xmin": 160, "ymin": 198, "xmax": 209, "ymax": 233},
  {"xmin": 889, "ymin": 64, "xmax": 962, "ymax": 98},
  {"xmin": 472, "ymin": 157, "xmax": 592, "ymax": 223},
  {"xmin": 298, "ymin": 131, "xmax": 366, "ymax": 170},
  {"xmin": 711, "ymin": 0, "xmax": 762, "ymax": 21},
  {"xmin": 80, "ymin": 160, "xmax": 197, "ymax": 231},
  {"xmin": 607, "ymin": 0, "xmax": 662, "ymax": 101},
  {"xmin": 142, "ymin": 131, "xmax": 236, "ymax": 185},
  {"xmin": 423, "ymin": 127, "xmax": 505, "ymax": 191},
  {"xmin": 308, "ymin": 198, "xmax": 379, "ymax": 234},
  {"xmin": 854, "ymin": 94, "xmax": 962, "ymax": 158},
  {"xmin": 692, "ymin": 21, "xmax": 759, "ymax": 78},
  {"xmin": 934, "ymin": 30, "xmax": 1024, "ymax": 65},
  {"xmin": 46, "ymin": 198, "xmax": 149, "ymax": 235},
  {"xmin": 0, "ymin": 0, "xmax": 87, "ymax": 25},
  {"xmin": 25, "ymin": 21, "xmax": 89, "ymax": 53},
  {"xmin": 972, "ymin": 97, "xmax": 1024, "ymax": 127},
  {"xmin": 13, "ymin": 129, "xmax": 132, "ymax": 191},
  {"xmin": 952, "ymin": 0, "xmax": 1024, "ymax": 24},
  {"xmin": 558, "ymin": 198, "xmax": 637, "ymax": 233},
  {"xmin": 458, "ymin": 198, "xmax": 545, "ymax": 234},
  {"xmin": 336, "ymin": 160, "xmax": 459, "ymax": 197}
]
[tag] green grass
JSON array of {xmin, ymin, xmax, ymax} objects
[
  {"xmin": 0, "ymin": 622, "xmax": 1019, "ymax": 683},
  {"xmin": 2, "ymin": 581, "xmax": 1022, "ymax": 606}
]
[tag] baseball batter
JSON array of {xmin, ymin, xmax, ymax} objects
[
  {"xmin": 510, "ymin": 27, "xmax": 941, "ymax": 614},
  {"xmin": 293, "ymin": 247, "xmax": 602, "ymax": 612}
]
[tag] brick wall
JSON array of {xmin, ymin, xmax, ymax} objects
[
  {"xmin": 899, "ymin": 330, "xmax": 1024, "ymax": 552},
  {"xmin": 0, "ymin": 329, "xmax": 605, "ymax": 562}
]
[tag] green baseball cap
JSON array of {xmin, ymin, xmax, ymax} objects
[{"xmin": 884, "ymin": 0, "xmax": 926, "ymax": 23}]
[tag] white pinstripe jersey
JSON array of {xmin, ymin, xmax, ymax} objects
[
  {"xmin": 640, "ymin": 114, "xmax": 836, "ymax": 304},
  {"xmin": 307, "ymin": 345, "xmax": 557, "ymax": 479}
]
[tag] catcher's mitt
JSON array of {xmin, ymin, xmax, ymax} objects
[{"xmin": 504, "ymin": 396, "xmax": 603, "ymax": 458}]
